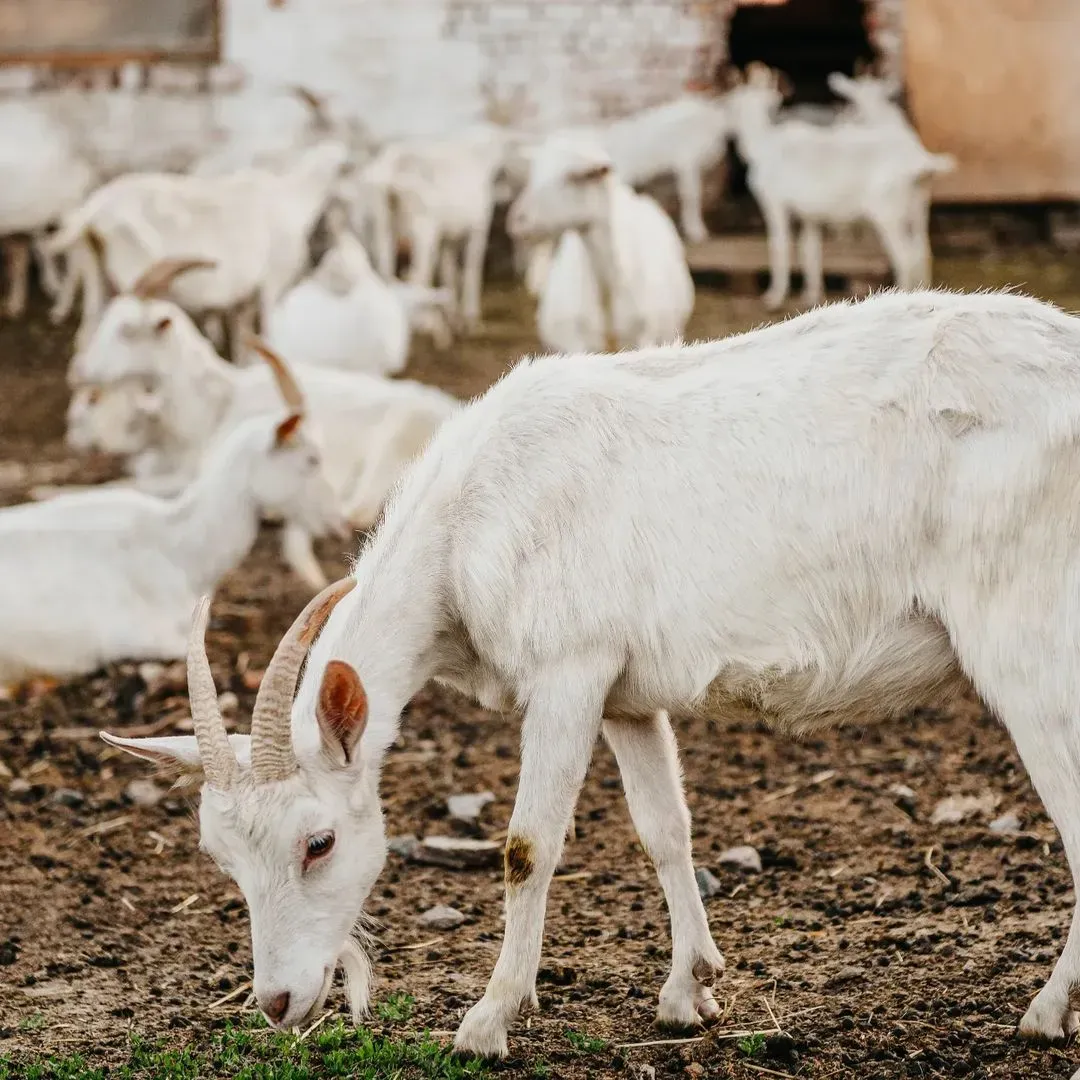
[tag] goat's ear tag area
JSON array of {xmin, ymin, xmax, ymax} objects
[
  {"xmin": 274, "ymin": 412, "xmax": 303, "ymax": 447},
  {"xmin": 153, "ymin": 315, "xmax": 172, "ymax": 336},
  {"xmin": 316, "ymin": 660, "xmax": 368, "ymax": 766}
]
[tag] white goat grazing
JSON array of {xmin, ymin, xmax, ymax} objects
[
  {"xmin": 350, "ymin": 125, "xmax": 511, "ymax": 331},
  {"xmin": 104, "ymin": 288, "xmax": 1080, "ymax": 1063},
  {"xmin": 507, "ymin": 134, "xmax": 694, "ymax": 355},
  {"xmin": 726, "ymin": 65, "xmax": 955, "ymax": 310},
  {"xmin": 0, "ymin": 407, "xmax": 342, "ymax": 687},
  {"xmin": 265, "ymin": 228, "xmax": 453, "ymax": 376},
  {"xmin": 46, "ymin": 139, "xmax": 350, "ymax": 350},
  {"xmin": 65, "ymin": 269, "xmax": 459, "ymax": 587}
]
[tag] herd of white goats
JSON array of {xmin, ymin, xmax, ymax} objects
[
  {"xmin": 9, "ymin": 53, "xmax": 1080, "ymax": 1071},
  {"xmin": 0, "ymin": 60, "xmax": 954, "ymax": 685}
]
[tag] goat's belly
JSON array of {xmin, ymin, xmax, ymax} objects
[{"xmin": 608, "ymin": 614, "xmax": 968, "ymax": 735}]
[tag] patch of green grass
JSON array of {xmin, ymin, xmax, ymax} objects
[
  {"xmin": 737, "ymin": 1032, "xmax": 767, "ymax": 1058},
  {"xmin": 532, "ymin": 1060, "xmax": 552, "ymax": 1078},
  {"xmin": 772, "ymin": 914, "xmax": 790, "ymax": 929},
  {"xmin": 0, "ymin": 1019, "xmax": 490, "ymax": 1080},
  {"xmin": 565, "ymin": 1029, "xmax": 607, "ymax": 1054},
  {"xmin": 375, "ymin": 992, "xmax": 416, "ymax": 1023},
  {"xmin": 18, "ymin": 1013, "xmax": 46, "ymax": 1033}
]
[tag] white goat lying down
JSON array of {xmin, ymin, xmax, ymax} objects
[
  {"xmin": 726, "ymin": 64, "xmax": 955, "ymax": 310},
  {"xmin": 508, "ymin": 133, "xmax": 694, "ymax": 355},
  {"xmin": 265, "ymin": 228, "xmax": 453, "ymax": 376},
  {"xmin": 64, "ymin": 261, "xmax": 460, "ymax": 588},
  {"xmin": 106, "ymin": 288, "xmax": 1080, "ymax": 1063},
  {"xmin": 0, "ymin": 407, "xmax": 342, "ymax": 686}
]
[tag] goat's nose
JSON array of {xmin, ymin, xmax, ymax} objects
[{"xmin": 261, "ymin": 990, "xmax": 290, "ymax": 1025}]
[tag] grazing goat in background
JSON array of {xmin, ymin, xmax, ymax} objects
[
  {"xmin": 507, "ymin": 133, "xmax": 694, "ymax": 354},
  {"xmin": 106, "ymin": 288, "xmax": 1080, "ymax": 1068}
]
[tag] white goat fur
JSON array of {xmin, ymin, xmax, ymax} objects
[
  {"xmin": 67, "ymin": 292, "xmax": 459, "ymax": 588},
  {"xmin": 508, "ymin": 134, "xmax": 694, "ymax": 355},
  {"xmin": 0, "ymin": 411, "xmax": 341, "ymax": 684},
  {"xmin": 726, "ymin": 69, "xmax": 955, "ymax": 309},
  {"xmin": 265, "ymin": 229, "xmax": 453, "ymax": 375},
  {"xmin": 106, "ymin": 288, "xmax": 1080, "ymax": 1063}
]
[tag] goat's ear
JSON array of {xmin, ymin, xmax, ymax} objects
[
  {"xmin": 316, "ymin": 660, "xmax": 368, "ymax": 767},
  {"xmin": 827, "ymin": 72, "xmax": 856, "ymax": 99},
  {"xmin": 274, "ymin": 413, "xmax": 303, "ymax": 447},
  {"xmin": 569, "ymin": 162, "xmax": 611, "ymax": 185},
  {"xmin": 153, "ymin": 315, "xmax": 172, "ymax": 336},
  {"xmin": 99, "ymin": 732, "xmax": 251, "ymax": 771}
]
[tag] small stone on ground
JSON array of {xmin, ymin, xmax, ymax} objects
[
  {"xmin": 419, "ymin": 904, "xmax": 465, "ymax": 929},
  {"xmin": 412, "ymin": 835, "xmax": 501, "ymax": 869},
  {"xmin": 695, "ymin": 867, "xmax": 722, "ymax": 899},
  {"xmin": 446, "ymin": 791, "xmax": 495, "ymax": 823},
  {"xmin": 989, "ymin": 811, "xmax": 1022, "ymax": 834},
  {"xmin": 930, "ymin": 792, "xmax": 999, "ymax": 826},
  {"xmin": 124, "ymin": 779, "xmax": 164, "ymax": 808},
  {"xmin": 718, "ymin": 845, "xmax": 762, "ymax": 873}
]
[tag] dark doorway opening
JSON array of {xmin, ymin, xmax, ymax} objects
[{"xmin": 719, "ymin": 0, "xmax": 876, "ymax": 208}]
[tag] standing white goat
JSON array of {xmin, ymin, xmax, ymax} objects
[
  {"xmin": 63, "ymin": 262, "xmax": 460, "ymax": 588},
  {"xmin": 265, "ymin": 227, "xmax": 453, "ymax": 376},
  {"xmin": 507, "ymin": 134, "xmax": 694, "ymax": 354},
  {"xmin": 0, "ymin": 405, "xmax": 342, "ymax": 687},
  {"xmin": 726, "ymin": 64, "xmax": 955, "ymax": 309},
  {"xmin": 105, "ymin": 288, "xmax": 1080, "ymax": 1067},
  {"xmin": 46, "ymin": 140, "xmax": 350, "ymax": 351}
]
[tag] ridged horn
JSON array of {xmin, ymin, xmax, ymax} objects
[
  {"xmin": 187, "ymin": 595, "xmax": 238, "ymax": 790},
  {"xmin": 243, "ymin": 334, "xmax": 306, "ymax": 413},
  {"xmin": 249, "ymin": 578, "xmax": 357, "ymax": 784},
  {"xmin": 130, "ymin": 257, "xmax": 217, "ymax": 300}
]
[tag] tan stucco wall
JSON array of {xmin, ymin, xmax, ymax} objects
[{"xmin": 906, "ymin": 0, "xmax": 1080, "ymax": 201}]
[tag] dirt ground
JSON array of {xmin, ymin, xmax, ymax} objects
[{"xmin": 4, "ymin": 254, "xmax": 1080, "ymax": 1079}]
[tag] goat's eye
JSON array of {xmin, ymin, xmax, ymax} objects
[{"xmin": 304, "ymin": 832, "xmax": 335, "ymax": 864}]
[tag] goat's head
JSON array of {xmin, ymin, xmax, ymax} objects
[
  {"xmin": 826, "ymin": 70, "xmax": 902, "ymax": 117},
  {"xmin": 723, "ymin": 65, "xmax": 789, "ymax": 132},
  {"xmin": 65, "ymin": 378, "xmax": 163, "ymax": 456},
  {"xmin": 506, "ymin": 134, "xmax": 614, "ymax": 241},
  {"xmin": 101, "ymin": 579, "xmax": 379, "ymax": 1031},
  {"xmin": 68, "ymin": 258, "xmax": 216, "ymax": 389}
]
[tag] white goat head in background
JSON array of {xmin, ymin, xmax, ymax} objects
[{"xmin": 101, "ymin": 579, "xmax": 379, "ymax": 1030}]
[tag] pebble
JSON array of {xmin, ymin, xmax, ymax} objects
[
  {"xmin": 684, "ymin": 1064, "xmax": 704, "ymax": 1079},
  {"xmin": 387, "ymin": 834, "xmax": 419, "ymax": 859},
  {"xmin": 629, "ymin": 1066, "xmax": 656, "ymax": 1080},
  {"xmin": 419, "ymin": 904, "xmax": 466, "ymax": 930},
  {"xmin": 718, "ymin": 845, "xmax": 762, "ymax": 873},
  {"xmin": 51, "ymin": 788, "xmax": 85, "ymax": 808},
  {"xmin": 930, "ymin": 792, "xmax": 999, "ymax": 826},
  {"xmin": 125, "ymin": 779, "xmax": 165, "ymax": 808},
  {"xmin": 828, "ymin": 965, "xmax": 866, "ymax": 987},
  {"xmin": 889, "ymin": 782, "xmax": 917, "ymax": 815},
  {"xmin": 8, "ymin": 777, "xmax": 33, "ymax": 799},
  {"xmin": 989, "ymin": 811, "xmax": 1022, "ymax": 834},
  {"xmin": 695, "ymin": 867, "xmax": 722, "ymax": 900},
  {"xmin": 446, "ymin": 791, "xmax": 495, "ymax": 823},
  {"xmin": 411, "ymin": 836, "xmax": 502, "ymax": 869}
]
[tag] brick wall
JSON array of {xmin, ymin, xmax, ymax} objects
[{"xmin": 225, "ymin": 0, "xmax": 710, "ymax": 139}]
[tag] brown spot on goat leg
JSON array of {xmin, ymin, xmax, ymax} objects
[{"xmin": 504, "ymin": 835, "xmax": 534, "ymax": 886}]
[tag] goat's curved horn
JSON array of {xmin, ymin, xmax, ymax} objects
[
  {"xmin": 250, "ymin": 577, "xmax": 357, "ymax": 784},
  {"xmin": 188, "ymin": 595, "xmax": 238, "ymax": 790},
  {"xmin": 243, "ymin": 334, "xmax": 307, "ymax": 413},
  {"xmin": 291, "ymin": 85, "xmax": 332, "ymax": 130},
  {"xmin": 130, "ymin": 257, "xmax": 217, "ymax": 300}
]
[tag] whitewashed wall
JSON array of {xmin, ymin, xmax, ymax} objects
[{"xmin": 223, "ymin": 0, "xmax": 708, "ymax": 138}]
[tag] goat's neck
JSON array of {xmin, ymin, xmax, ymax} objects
[
  {"xmin": 579, "ymin": 195, "xmax": 620, "ymax": 351},
  {"xmin": 160, "ymin": 428, "xmax": 262, "ymax": 595},
  {"xmin": 279, "ymin": 159, "xmax": 339, "ymax": 235},
  {"xmin": 296, "ymin": 462, "xmax": 452, "ymax": 758}
]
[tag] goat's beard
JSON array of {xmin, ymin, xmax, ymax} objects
[{"xmin": 338, "ymin": 918, "xmax": 375, "ymax": 1023}]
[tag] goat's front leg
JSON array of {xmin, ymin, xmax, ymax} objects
[
  {"xmin": 603, "ymin": 711, "xmax": 724, "ymax": 1028},
  {"xmin": 3, "ymin": 237, "xmax": 30, "ymax": 319},
  {"xmin": 280, "ymin": 521, "xmax": 328, "ymax": 591},
  {"xmin": 454, "ymin": 663, "xmax": 610, "ymax": 1058},
  {"xmin": 461, "ymin": 216, "xmax": 492, "ymax": 331},
  {"xmin": 674, "ymin": 163, "xmax": 708, "ymax": 245},
  {"xmin": 757, "ymin": 198, "xmax": 792, "ymax": 311},
  {"xmin": 797, "ymin": 220, "xmax": 824, "ymax": 308}
]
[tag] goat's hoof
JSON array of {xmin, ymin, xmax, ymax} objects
[
  {"xmin": 453, "ymin": 997, "xmax": 510, "ymax": 1059},
  {"xmin": 1018, "ymin": 989, "xmax": 1079, "ymax": 1043},
  {"xmin": 684, "ymin": 226, "xmax": 709, "ymax": 246},
  {"xmin": 657, "ymin": 955, "xmax": 724, "ymax": 1030},
  {"xmin": 762, "ymin": 292, "xmax": 787, "ymax": 312}
]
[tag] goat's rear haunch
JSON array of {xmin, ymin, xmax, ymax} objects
[{"xmin": 105, "ymin": 288, "xmax": 1080, "ymax": 1061}]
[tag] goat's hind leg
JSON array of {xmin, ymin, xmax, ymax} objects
[
  {"xmin": 955, "ymin": 614, "xmax": 1080, "ymax": 1043},
  {"xmin": 604, "ymin": 710, "xmax": 724, "ymax": 1028}
]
